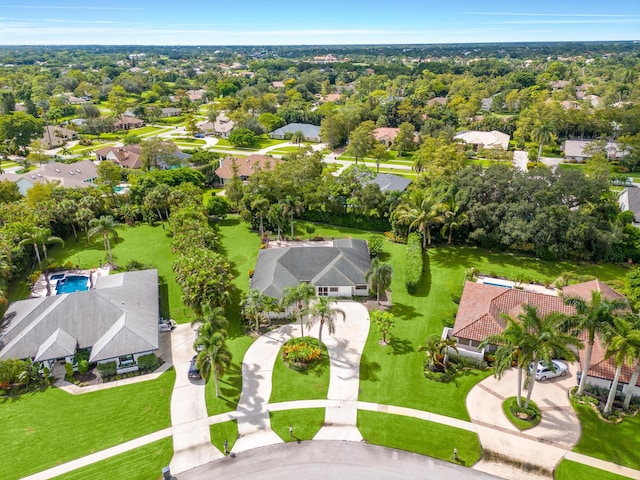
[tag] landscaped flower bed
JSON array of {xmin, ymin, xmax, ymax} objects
[{"xmin": 281, "ymin": 337, "xmax": 323, "ymax": 372}]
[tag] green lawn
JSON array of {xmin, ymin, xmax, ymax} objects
[
  {"xmin": 0, "ymin": 369, "xmax": 174, "ymax": 480},
  {"xmin": 571, "ymin": 402, "xmax": 640, "ymax": 470},
  {"xmin": 53, "ymin": 438, "xmax": 173, "ymax": 480},
  {"xmin": 128, "ymin": 125, "xmax": 164, "ymax": 136},
  {"xmin": 215, "ymin": 136, "xmax": 289, "ymax": 150},
  {"xmin": 358, "ymin": 411, "xmax": 482, "ymax": 466},
  {"xmin": 466, "ymin": 158, "xmax": 510, "ymax": 168},
  {"xmin": 202, "ymin": 187, "xmax": 224, "ymax": 205},
  {"xmin": 210, "ymin": 420, "xmax": 238, "ymax": 455},
  {"xmin": 204, "ymin": 216, "xmax": 259, "ymax": 415},
  {"xmin": 270, "ymin": 408, "xmax": 325, "ymax": 441},
  {"xmin": 46, "ymin": 224, "xmax": 194, "ymax": 324},
  {"xmin": 554, "ymin": 460, "xmax": 632, "ymax": 480},
  {"xmin": 269, "ymin": 343, "xmax": 330, "ymax": 403}
]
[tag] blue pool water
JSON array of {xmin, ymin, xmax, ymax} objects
[
  {"xmin": 483, "ymin": 282, "xmax": 512, "ymax": 289},
  {"xmin": 50, "ymin": 273, "xmax": 64, "ymax": 280},
  {"xmin": 56, "ymin": 275, "xmax": 89, "ymax": 294}
]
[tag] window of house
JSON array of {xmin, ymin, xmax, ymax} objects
[
  {"xmin": 318, "ymin": 287, "xmax": 328, "ymax": 296},
  {"xmin": 356, "ymin": 284, "xmax": 368, "ymax": 290},
  {"xmin": 329, "ymin": 287, "xmax": 338, "ymax": 293},
  {"xmin": 119, "ymin": 354, "xmax": 135, "ymax": 366}
]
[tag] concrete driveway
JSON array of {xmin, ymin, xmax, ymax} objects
[
  {"xmin": 169, "ymin": 324, "xmax": 223, "ymax": 474},
  {"xmin": 467, "ymin": 363, "xmax": 581, "ymax": 479}
]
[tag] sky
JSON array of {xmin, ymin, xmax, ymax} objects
[{"xmin": 0, "ymin": 0, "xmax": 639, "ymax": 46}]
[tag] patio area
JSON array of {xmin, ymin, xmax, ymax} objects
[{"xmin": 31, "ymin": 267, "xmax": 110, "ymax": 297}]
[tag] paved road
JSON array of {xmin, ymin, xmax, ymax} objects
[{"xmin": 180, "ymin": 441, "xmax": 503, "ymax": 480}]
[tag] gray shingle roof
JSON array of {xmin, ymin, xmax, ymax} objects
[
  {"xmin": 619, "ymin": 187, "xmax": 640, "ymax": 223},
  {"xmin": 270, "ymin": 123, "xmax": 321, "ymax": 139},
  {"xmin": 250, "ymin": 240, "xmax": 371, "ymax": 299},
  {"xmin": 0, "ymin": 270, "xmax": 159, "ymax": 363},
  {"xmin": 370, "ymin": 173, "xmax": 412, "ymax": 193}
]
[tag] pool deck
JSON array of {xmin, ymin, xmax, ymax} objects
[
  {"xmin": 31, "ymin": 267, "xmax": 111, "ymax": 297},
  {"xmin": 476, "ymin": 275, "xmax": 558, "ymax": 296}
]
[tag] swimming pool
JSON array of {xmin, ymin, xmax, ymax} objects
[
  {"xmin": 482, "ymin": 282, "xmax": 513, "ymax": 289},
  {"xmin": 56, "ymin": 275, "xmax": 90, "ymax": 294}
]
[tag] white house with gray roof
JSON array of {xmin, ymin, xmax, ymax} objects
[
  {"xmin": 0, "ymin": 270, "xmax": 160, "ymax": 374},
  {"xmin": 251, "ymin": 239, "xmax": 371, "ymax": 299},
  {"xmin": 619, "ymin": 187, "xmax": 640, "ymax": 227},
  {"xmin": 270, "ymin": 123, "xmax": 321, "ymax": 142}
]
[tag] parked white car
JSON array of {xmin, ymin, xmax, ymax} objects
[
  {"xmin": 158, "ymin": 318, "xmax": 176, "ymax": 332},
  {"xmin": 530, "ymin": 360, "xmax": 568, "ymax": 381}
]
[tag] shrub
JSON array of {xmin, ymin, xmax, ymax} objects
[
  {"xmin": 404, "ymin": 233, "xmax": 423, "ymax": 294},
  {"xmin": 97, "ymin": 361, "xmax": 117, "ymax": 378},
  {"xmin": 305, "ymin": 225, "xmax": 316, "ymax": 234},
  {"xmin": 125, "ymin": 260, "xmax": 155, "ymax": 271},
  {"xmin": 77, "ymin": 359, "xmax": 89, "ymax": 374},
  {"xmin": 64, "ymin": 362, "xmax": 73, "ymax": 379},
  {"xmin": 137, "ymin": 353, "xmax": 161, "ymax": 371},
  {"xmin": 368, "ymin": 236, "xmax": 384, "ymax": 258},
  {"xmin": 282, "ymin": 337, "xmax": 322, "ymax": 368}
]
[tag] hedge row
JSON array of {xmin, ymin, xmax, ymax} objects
[{"xmin": 404, "ymin": 233, "xmax": 423, "ymax": 294}]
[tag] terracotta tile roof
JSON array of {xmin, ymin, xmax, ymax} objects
[
  {"xmin": 215, "ymin": 155, "xmax": 280, "ymax": 180},
  {"xmin": 94, "ymin": 145, "xmax": 142, "ymax": 169},
  {"xmin": 580, "ymin": 334, "xmax": 640, "ymax": 386},
  {"xmin": 562, "ymin": 279, "xmax": 627, "ymax": 302},
  {"xmin": 373, "ymin": 127, "xmax": 399, "ymax": 143}
]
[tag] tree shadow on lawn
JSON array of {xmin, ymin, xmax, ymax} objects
[
  {"xmin": 388, "ymin": 334, "xmax": 414, "ymax": 356},
  {"xmin": 359, "ymin": 357, "xmax": 381, "ymax": 382},
  {"xmin": 391, "ymin": 302, "xmax": 418, "ymax": 322}
]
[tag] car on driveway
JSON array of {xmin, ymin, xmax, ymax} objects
[
  {"xmin": 188, "ymin": 355, "xmax": 201, "ymax": 379},
  {"xmin": 530, "ymin": 360, "xmax": 568, "ymax": 381}
]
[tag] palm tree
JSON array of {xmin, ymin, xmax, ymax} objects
[
  {"xmin": 532, "ymin": 120, "xmax": 556, "ymax": 162},
  {"xmin": 193, "ymin": 305, "xmax": 229, "ymax": 339},
  {"xmin": 282, "ymin": 282, "xmax": 316, "ymax": 337},
  {"xmin": 19, "ymin": 227, "xmax": 63, "ymax": 268},
  {"xmin": 280, "ymin": 196, "xmax": 304, "ymax": 240},
  {"xmin": 561, "ymin": 291, "xmax": 628, "ymax": 395},
  {"xmin": 75, "ymin": 208, "xmax": 96, "ymax": 242},
  {"xmin": 36, "ymin": 227, "xmax": 64, "ymax": 262},
  {"xmin": 290, "ymin": 130, "xmax": 305, "ymax": 146},
  {"xmin": 242, "ymin": 289, "xmax": 276, "ymax": 332},
  {"xmin": 365, "ymin": 258, "xmax": 392, "ymax": 304},
  {"xmin": 602, "ymin": 315, "xmax": 640, "ymax": 414},
  {"xmin": 268, "ymin": 203, "xmax": 285, "ymax": 241},
  {"xmin": 195, "ymin": 330, "xmax": 232, "ymax": 398},
  {"xmin": 392, "ymin": 189, "xmax": 444, "ymax": 249},
  {"xmin": 440, "ymin": 197, "xmax": 467, "ymax": 246},
  {"xmin": 88, "ymin": 215, "xmax": 118, "ymax": 265},
  {"xmin": 19, "ymin": 228, "xmax": 44, "ymax": 268},
  {"xmin": 307, "ymin": 296, "xmax": 346, "ymax": 347},
  {"xmin": 251, "ymin": 195, "xmax": 270, "ymax": 240}
]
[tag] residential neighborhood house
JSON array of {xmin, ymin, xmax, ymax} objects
[
  {"xmin": 0, "ymin": 160, "xmax": 98, "ymax": 195},
  {"xmin": 214, "ymin": 155, "xmax": 280, "ymax": 185},
  {"xmin": 563, "ymin": 140, "xmax": 626, "ymax": 162},
  {"xmin": 250, "ymin": 239, "xmax": 371, "ymax": 299},
  {"xmin": 448, "ymin": 279, "xmax": 639, "ymax": 396},
  {"xmin": 454, "ymin": 130, "xmax": 510, "ymax": 151},
  {"xmin": 40, "ymin": 125, "xmax": 77, "ymax": 149},
  {"xmin": 0, "ymin": 270, "xmax": 160, "ymax": 376},
  {"xmin": 618, "ymin": 187, "xmax": 640, "ymax": 227},
  {"xmin": 270, "ymin": 123, "xmax": 321, "ymax": 142},
  {"xmin": 95, "ymin": 144, "xmax": 190, "ymax": 169},
  {"xmin": 370, "ymin": 173, "xmax": 412, "ymax": 193},
  {"xmin": 160, "ymin": 107, "xmax": 182, "ymax": 118},
  {"xmin": 113, "ymin": 115, "xmax": 144, "ymax": 131},
  {"xmin": 199, "ymin": 114, "xmax": 235, "ymax": 137}
]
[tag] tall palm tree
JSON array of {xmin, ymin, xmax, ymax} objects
[
  {"xmin": 75, "ymin": 208, "xmax": 96, "ymax": 242},
  {"xmin": 241, "ymin": 289, "xmax": 276, "ymax": 332},
  {"xmin": 36, "ymin": 227, "xmax": 64, "ymax": 262},
  {"xmin": 532, "ymin": 120, "xmax": 556, "ymax": 162},
  {"xmin": 602, "ymin": 315, "xmax": 640, "ymax": 414},
  {"xmin": 307, "ymin": 296, "xmax": 346, "ymax": 347},
  {"xmin": 195, "ymin": 330, "xmax": 232, "ymax": 398},
  {"xmin": 561, "ymin": 291, "xmax": 628, "ymax": 395},
  {"xmin": 19, "ymin": 227, "xmax": 63, "ymax": 268},
  {"xmin": 251, "ymin": 195, "xmax": 270, "ymax": 240},
  {"xmin": 365, "ymin": 258, "xmax": 392, "ymax": 304},
  {"xmin": 268, "ymin": 203, "xmax": 285, "ymax": 241},
  {"xmin": 19, "ymin": 228, "xmax": 44, "ymax": 268},
  {"xmin": 280, "ymin": 196, "xmax": 303, "ymax": 240},
  {"xmin": 283, "ymin": 282, "xmax": 316, "ymax": 337},
  {"xmin": 88, "ymin": 215, "xmax": 118, "ymax": 265},
  {"xmin": 440, "ymin": 197, "xmax": 467, "ymax": 246},
  {"xmin": 392, "ymin": 189, "xmax": 444, "ymax": 249},
  {"xmin": 193, "ymin": 305, "xmax": 229, "ymax": 338}
]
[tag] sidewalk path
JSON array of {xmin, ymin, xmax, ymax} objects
[{"xmin": 169, "ymin": 324, "xmax": 223, "ymax": 475}]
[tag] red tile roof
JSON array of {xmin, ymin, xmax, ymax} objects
[
  {"xmin": 215, "ymin": 155, "xmax": 280, "ymax": 180},
  {"xmin": 562, "ymin": 279, "xmax": 627, "ymax": 302},
  {"xmin": 580, "ymin": 334, "xmax": 639, "ymax": 386}
]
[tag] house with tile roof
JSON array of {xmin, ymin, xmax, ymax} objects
[
  {"xmin": 214, "ymin": 155, "xmax": 280, "ymax": 185},
  {"xmin": 95, "ymin": 144, "xmax": 143, "ymax": 169},
  {"xmin": 199, "ymin": 114, "xmax": 235, "ymax": 137},
  {"xmin": 454, "ymin": 130, "xmax": 510, "ymax": 151},
  {"xmin": 0, "ymin": 160, "xmax": 98, "ymax": 195},
  {"xmin": 0, "ymin": 270, "xmax": 160, "ymax": 375},
  {"xmin": 270, "ymin": 123, "xmax": 321, "ymax": 142},
  {"xmin": 250, "ymin": 239, "xmax": 371, "ymax": 299},
  {"xmin": 449, "ymin": 279, "xmax": 639, "ymax": 396},
  {"xmin": 113, "ymin": 115, "xmax": 144, "ymax": 131},
  {"xmin": 40, "ymin": 125, "xmax": 77, "ymax": 149}
]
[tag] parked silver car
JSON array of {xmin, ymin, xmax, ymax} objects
[{"xmin": 530, "ymin": 360, "xmax": 568, "ymax": 381}]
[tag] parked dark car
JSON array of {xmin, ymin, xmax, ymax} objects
[{"xmin": 188, "ymin": 355, "xmax": 201, "ymax": 379}]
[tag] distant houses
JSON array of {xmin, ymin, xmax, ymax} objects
[
  {"xmin": 563, "ymin": 140, "xmax": 626, "ymax": 162},
  {"xmin": 454, "ymin": 130, "xmax": 510, "ymax": 151},
  {"xmin": 270, "ymin": 123, "xmax": 321, "ymax": 142},
  {"xmin": 40, "ymin": 125, "xmax": 77, "ymax": 149},
  {"xmin": 214, "ymin": 155, "xmax": 280, "ymax": 185},
  {"xmin": 113, "ymin": 115, "xmax": 144, "ymax": 131}
]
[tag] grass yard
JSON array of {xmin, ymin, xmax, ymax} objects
[
  {"xmin": 203, "ymin": 216, "xmax": 260, "ymax": 415},
  {"xmin": 45, "ymin": 224, "xmax": 194, "ymax": 324},
  {"xmin": 209, "ymin": 420, "xmax": 238, "ymax": 455},
  {"xmin": 269, "ymin": 343, "xmax": 330, "ymax": 403},
  {"xmin": 202, "ymin": 187, "xmax": 224, "ymax": 204},
  {"xmin": 0, "ymin": 369, "xmax": 174, "ymax": 480},
  {"xmin": 53, "ymin": 438, "xmax": 173, "ymax": 480},
  {"xmin": 215, "ymin": 136, "xmax": 289, "ymax": 150},
  {"xmin": 358, "ymin": 411, "xmax": 482, "ymax": 466},
  {"xmin": 270, "ymin": 408, "xmax": 325, "ymax": 441},
  {"xmin": 128, "ymin": 125, "xmax": 164, "ymax": 136},
  {"xmin": 554, "ymin": 460, "xmax": 632, "ymax": 480},
  {"xmin": 571, "ymin": 402, "xmax": 640, "ymax": 470}
]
